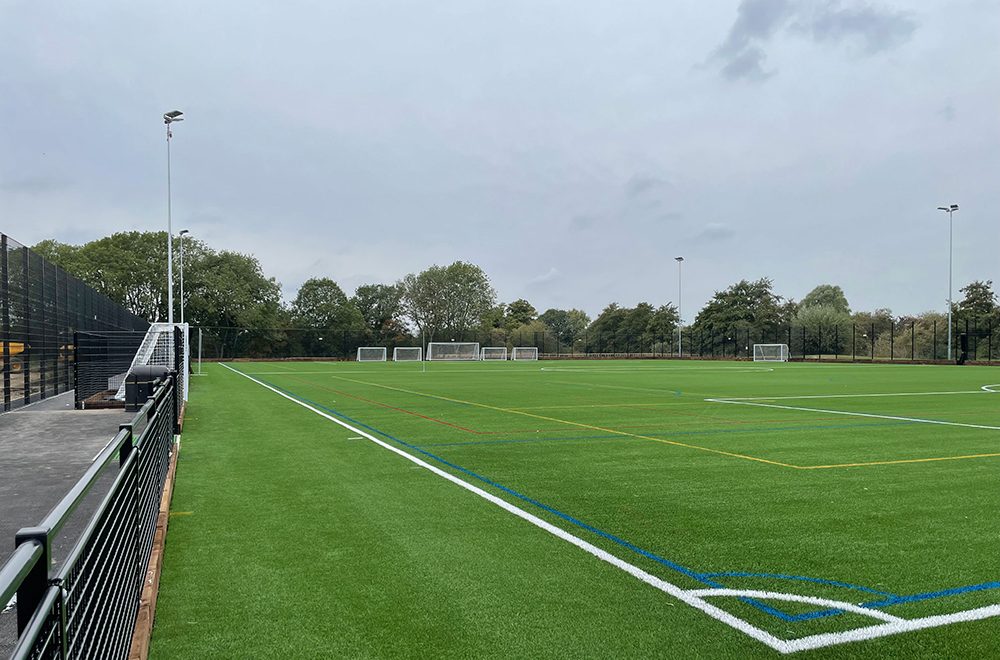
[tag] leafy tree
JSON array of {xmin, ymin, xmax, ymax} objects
[
  {"xmin": 955, "ymin": 281, "xmax": 997, "ymax": 318},
  {"xmin": 800, "ymin": 284, "xmax": 851, "ymax": 314},
  {"xmin": 400, "ymin": 261, "xmax": 496, "ymax": 340},
  {"xmin": 291, "ymin": 278, "xmax": 364, "ymax": 330},
  {"xmin": 691, "ymin": 278, "xmax": 788, "ymax": 344},
  {"xmin": 504, "ymin": 299, "xmax": 537, "ymax": 330},
  {"xmin": 539, "ymin": 308, "xmax": 591, "ymax": 344},
  {"xmin": 352, "ymin": 283, "xmax": 406, "ymax": 343}
]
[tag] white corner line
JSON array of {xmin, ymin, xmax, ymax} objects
[
  {"xmin": 219, "ymin": 362, "xmax": 1000, "ymax": 653},
  {"xmin": 711, "ymin": 390, "xmax": 987, "ymax": 402},
  {"xmin": 982, "ymin": 384, "xmax": 1000, "ymax": 393},
  {"xmin": 686, "ymin": 589, "xmax": 903, "ymax": 623}
]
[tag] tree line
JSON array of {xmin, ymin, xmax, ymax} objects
[{"xmin": 35, "ymin": 232, "xmax": 998, "ymax": 357}]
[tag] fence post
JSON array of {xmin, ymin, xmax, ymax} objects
[
  {"xmin": 1, "ymin": 235, "xmax": 9, "ymax": 412},
  {"xmin": 23, "ymin": 247, "xmax": 30, "ymax": 405},
  {"xmin": 911, "ymin": 321, "xmax": 915, "ymax": 361},
  {"xmin": 871, "ymin": 323, "xmax": 875, "ymax": 361},
  {"xmin": 14, "ymin": 527, "xmax": 51, "ymax": 634},
  {"xmin": 933, "ymin": 321, "xmax": 937, "ymax": 360},
  {"xmin": 852, "ymin": 324, "xmax": 856, "ymax": 361}
]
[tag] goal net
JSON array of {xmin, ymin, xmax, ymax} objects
[
  {"xmin": 511, "ymin": 346, "xmax": 538, "ymax": 361},
  {"xmin": 357, "ymin": 347, "xmax": 387, "ymax": 362},
  {"xmin": 113, "ymin": 323, "xmax": 189, "ymax": 402},
  {"xmin": 481, "ymin": 347, "xmax": 508, "ymax": 361},
  {"xmin": 393, "ymin": 346, "xmax": 422, "ymax": 362},
  {"xmin": 426, "ymin": 342, "xmax": 480, "ymax": 361},
  {"xmin": 753, "ymin": 344, "xmax": 789, "ymax": 362}
]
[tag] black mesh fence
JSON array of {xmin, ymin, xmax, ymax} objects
[
  {"xmin": 194, "ymin": 320, "xmax": 995, "ymax": 363},
  {"xmin": 1, "ymin": 234, "xmax": 149, "ymax": 411},
  {"xmin": 74, "ymin": 331, "xmax": 147, "ymax": 408}
]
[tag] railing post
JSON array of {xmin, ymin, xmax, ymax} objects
[
  {"xmin": 14, "ymin": 527, "xmax": 51, "ymax": 634},
  {"xmin": 2, "ymin": 234, "xmax": 9, "ymax": 412},
  {"xmin": 170, "ymin": 370, "xmax": 180, "ymax": 434}
]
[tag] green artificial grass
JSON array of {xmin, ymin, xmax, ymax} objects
[{"xmin": 151, "ymin": 360, "xmax": 1000, "ymax": 658}]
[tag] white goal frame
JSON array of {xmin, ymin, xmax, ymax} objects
[
  {"xmin": 392, "ymin": 346, "xmax": 422, "ymax": 362},
  {"xmin": 357, "ymin": 347, "xmax": 387, "ymax": 362},
  {"xmin": 511, "ymin": 346, "xmax": 539, "ymax": 361},
  {"xmin": 426, "ymin": 342, "xmax": 481, "ymax": 361},
  {"xmin": 113, "ymin": 323, "xmax": 189, "ymax": 402},
  {"xmin": 481, "ymin": 346, "xmax": 508, "ymax": 361},
  {"xmin": 753, "ymin": 343, "xmax": 789, "ymax": 362}
]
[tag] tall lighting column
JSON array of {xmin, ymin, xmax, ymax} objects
[
  {"xmin": 675, "ymin": 256, "xmax": 684, "ymax": 357},
  {"xmin": 164, "ymin": 110, "xmax": 184, "ymax": 323},
  {"xmin": 937, "ymin": 204, "xmax": 959, "ymax": 360}
]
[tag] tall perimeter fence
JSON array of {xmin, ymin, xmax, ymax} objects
[
  {"xmin": 0, "ymin": 234, "xmax": 149, "ymax": 410},
  {"xmin": 193, "ymin": 319, "xmax": 996, "ymax": 364},
  {"xmin": 0, "ymin": 372, "xmax": 180, "ymax": 659}
]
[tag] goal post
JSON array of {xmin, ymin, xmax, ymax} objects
[
  {"xmin": 392, "ymin": 346, "xmax": 422, "ymax": 362},
  {"xmin": 481, "ymin": 346, "xmax": 508, "ymax": 361},
  {"xmin": 426, "ymin": 342, "xmax": 480, "ymax": 361},
  {"xmin": 357, "ymin": 347, "xmax": 387, "ymax": 362},
  {"xmin": 511, "ymin": 346, "xmax": 538, "ymax": 361},
  {"xmin": 753, "ymin": 344, "xmax": 789, "ymax": 362}
]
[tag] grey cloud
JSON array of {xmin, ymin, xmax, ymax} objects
[
  {"xmin": 711, "ymin": 0, "xmax": 918, "ymax": 81},
  {"xmin": 624, "ymin": 174, "xmax": 673, "ymax": 199},
  {"xmin": 798, "ymin": 4, "xmax": 917, "ymax": 54},
  {"xmin": 693, "ymin": 222, "xmax": 736, "ymax": 243},
  {"xmin": 569, "ymin": 214, "xmax": 598, "ymax": 231}
]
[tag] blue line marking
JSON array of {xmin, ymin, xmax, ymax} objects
[{"xmin": 241, "ymin": 370, "xmax": 1000, "ymax": 625}]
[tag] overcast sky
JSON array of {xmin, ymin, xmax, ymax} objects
[{"xmin": 2, "ymin": 0, "xmax": 997, "ymax": 320}]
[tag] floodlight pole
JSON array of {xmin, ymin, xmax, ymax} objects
[
  {"xmin": 164, "ymin": 110, "xmax": 184, "ymax": 324},
  {"xmin": 937, "ymin": 204, "xmax": 959, "ymax": 360},
  {"xmin": 675, "ymin": 256, "xmax": 684, "ymax": 357},
  {"xmin": 179, "ymin": 229, "xmax": 190, "ymax": 324}
]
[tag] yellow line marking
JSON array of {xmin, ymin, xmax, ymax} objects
[
  {"xmin": 326, "ymin": 375, "xmax": 798, "ymax": 469},
  {"xmin": 247, "ymin": 368, "xmax": 1000, "ymax": 470},
  {"xmin": 802, "ymin": 452, "xmax": 1000, "ymax": 469}
]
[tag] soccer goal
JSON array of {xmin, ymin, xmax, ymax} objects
[
  {"xmin": 393, "ymin": 346, "xmax": 422, "ymax": 362},
  {"xmin": 753, "ymin": 344, "xmax": 789, "ymax": 362},
  {"xmin": 426, "ymin": 342, "xmax": 480, "ymax": 361},
  {"xmin": 357, "ymin": 347, "xmax": 387, "ymax": 362},
  {"xmin": 511, "ymin": 346, "xmax": 539, "ymax": 361},
  {"xmin": 113, "ymin": 323, "xmax": 189, "ymax": 402},
  {"xmin": 481, "ymin": 346, "xmax": 508, "ymax": 361}
]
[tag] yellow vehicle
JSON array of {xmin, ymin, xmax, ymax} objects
[{"xmin": 1, "ymin": 341, "xmax": 27, "ymax": 371}]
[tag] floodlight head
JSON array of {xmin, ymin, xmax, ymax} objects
[
  {"xmin": 937, "ymin": 207, "xmax": 949, "ymax": 211},
  {"xmin": 179, "ymin": 229, "xmax": 190, "ymax": 236},
  {"xmin": 675, "ymin": 256, "xmax": 684, "ymax": 262},
  {"xmin": 163, "ymin": 110, "xmax": 184, "ymax": 124},
  {"xmin": 950, "ymin": 204, "xmax": 959, "ymax": 211}
]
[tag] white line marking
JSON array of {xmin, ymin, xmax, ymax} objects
[
  {"xmin": 686, "ymin": 589, "xmax": 903, "ymax": 623},
  {"xmin": 220, "ymin": 363, "xmax": 1000, "ymax": 652},
  {"xmin": 540, "ymin": 366, "xmax": 775, "ymax": 373},
  {"xmin": 982, "ymin": 384, "xmax": 1000, "ymax": 393},
  {"xmin": 718, "ymin": 390, "xmax": 987, "ymax": 401},
  {"xmin": 783, "ymin": 604, "xmax": 1000, "ymax": 653},
  {"xmin": 706, "ymin": 399, "xmax": 1000, "ymax": 431}
]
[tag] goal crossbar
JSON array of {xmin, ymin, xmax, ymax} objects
[
  {"xmin": 426, "ymin": 342, "xmax": 480, "ymax": 361},
  {"xmin": 357, "ymin": 347, "xmax": 387, "ymax": 362},
  {"xmin": 753, "ymin": 343, "xmax": 789, "ymax": 362}
]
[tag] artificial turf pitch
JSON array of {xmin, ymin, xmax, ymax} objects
[{"xmin": 150, "ymin": 360, "xmax": 1000, "ymax": 657}]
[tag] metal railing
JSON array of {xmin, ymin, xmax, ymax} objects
[{"xmin": 0, "ymin": 372, "xmax": 179, "ymax": 659}]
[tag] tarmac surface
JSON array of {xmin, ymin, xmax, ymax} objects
[{"xmin": 0, "ymin": 391, "xmax": 133, "ymax": 654}]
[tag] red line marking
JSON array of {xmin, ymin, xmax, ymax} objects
[{"xmin": 283, "ymin": 375, "xmax": 486, "ymax": 435}]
